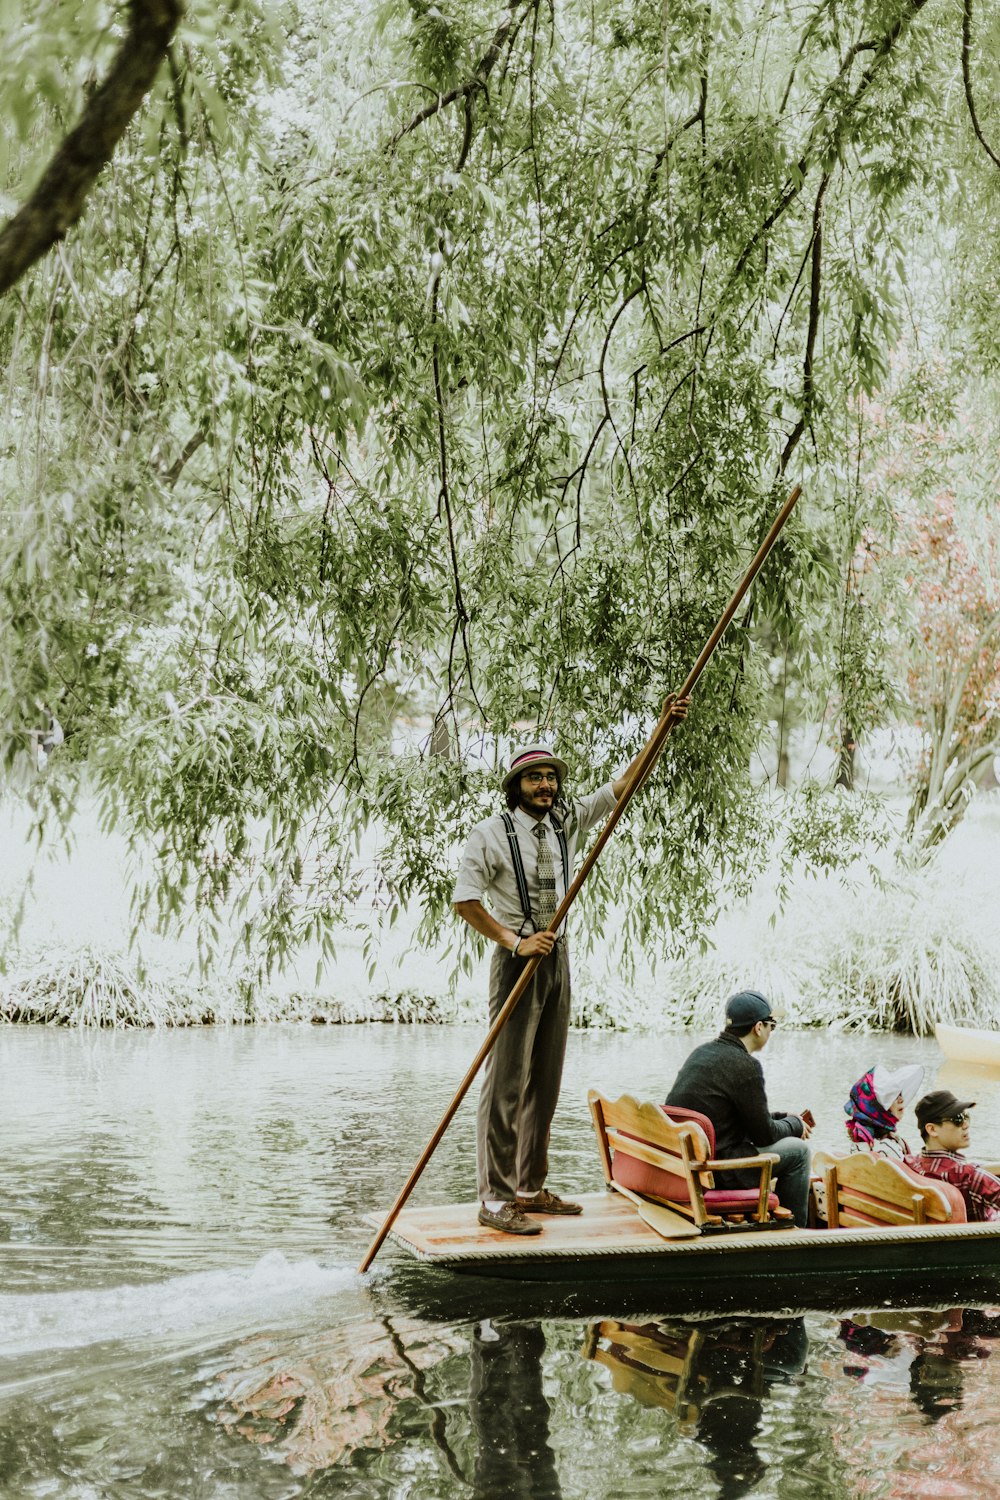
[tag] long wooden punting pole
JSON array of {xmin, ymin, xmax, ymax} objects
[{"xmin": 358, "ymin": 483, "xmax": 802, "ymax": 1272}]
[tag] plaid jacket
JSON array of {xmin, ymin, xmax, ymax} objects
[{"xmin": 903, "ymin": 1150, "xmax": 1000, "ymax": 1222}]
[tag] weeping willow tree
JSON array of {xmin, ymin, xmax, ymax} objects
[{"xmin": 2, "ymin": 0, "xmax": 999, "ymax": 976}]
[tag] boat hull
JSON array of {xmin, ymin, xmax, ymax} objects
[
  {"xmin": 369, "ymin": 1191, "xmax": 1000, "ymax": 1286},
  {"xmin": 935, "ymin": 1021, "xmax": 1000, "ymax": 1068}
]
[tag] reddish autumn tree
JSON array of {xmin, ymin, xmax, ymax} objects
[{"xmin": 902, "ymin": 491, "xmax": 1000, "ymax": 852}]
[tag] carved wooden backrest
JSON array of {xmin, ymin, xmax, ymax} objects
[
  {"xmin": 590, "ymin": 1091, "xmax": 710, "ymax": 1169},
  {"xmin": 814, "ymin": 1149, "xmax": 961, "ymax": 1228}
]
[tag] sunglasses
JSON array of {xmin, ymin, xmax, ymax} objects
[{"xmin": 946, "ymin": 1111, "xmax": 971, "ymax": 1127}]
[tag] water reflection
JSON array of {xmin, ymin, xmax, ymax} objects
[
  {"xmin": 216, "ymin": 1315, "xmax": 468, "ymax": 1476},
  {"xmin": 194, "ymin": 1298, "xmax": 1000, "ymax": 1497},
  {"xmin": 839, "ymin": 1306, "xmax": 1000, "ymax": 1423},
  {"xmin": 471, "ymin": 1321, "xmax": 560, "ymax": 1499},
  {"xmin": 215, "ymin": 1315, "xmax": 563, "ymax": 1496},
  {"xmin": 583, "ymin": 1315, "xmax": 808, "ymax": 1499}
]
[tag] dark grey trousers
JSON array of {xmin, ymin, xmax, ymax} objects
[{"xmin": 476, "ymin": 943, "xmax": 571, "ymax": 1202}]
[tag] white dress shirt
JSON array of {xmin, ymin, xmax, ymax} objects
[{"xmin": 452, "ymin": 782, "xmax": 617, "ymax": 937}]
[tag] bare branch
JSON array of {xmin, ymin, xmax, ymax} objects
[
  {"xmin": 780, "ymin": 173, "xmax": 828, "ymax": 474},
  {"xmin": 161, "ymin": 430, "xmax": 208, "ymax": 487}
]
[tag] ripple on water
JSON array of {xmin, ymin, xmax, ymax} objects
[{"xmin": 0, "ymin": 1252, "xmax": 359, "ymax": 1361}]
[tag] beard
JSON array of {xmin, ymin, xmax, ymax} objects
[{"xmin": 518, "ymin": 783, "xmax": 559, "ymax": 816}]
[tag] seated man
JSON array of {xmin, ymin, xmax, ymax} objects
[
  {"xmin": 904, "ymin": 1090, "xmax": 1000, "ymax": 1222},
  {"xmin": 664, "ymin": 990, "xmax": 813, "ymax": 1226}
]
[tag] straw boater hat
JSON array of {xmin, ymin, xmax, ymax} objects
[{"xmin": 501, "ymin": 741, "xmax": 569, "ymax": 791}]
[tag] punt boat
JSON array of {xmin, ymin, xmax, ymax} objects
[
  {"xmin": 368, "ymin": 1092, "xmax": 1000, "ymax": 1298},
  {"xmin": 368, "ymin": 1190, "xmax": 1000, "ymax": 1287}
]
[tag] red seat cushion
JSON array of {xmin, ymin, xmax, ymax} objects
[
  {"xmin": 704, "ymin": 1188, "xmax": 780, "ymax": 1211},
  {"xmin": 610, "ymin": 1108, "xmax": 778, "ymax": 1212},
  {"xmin": 892, "ymin": 1164, "xmax": 967, "ymax": 1223},
  {"xmin": 612, "ymin": 1150, "xmax": 777, "ymax": 1210},
  {"xmin": 612, "ymin": 1146, "xmax": 691, "ymax": 1204},
  {"xmin": 660, "ymin": 1103, "xmax": 717, "ymax": 1155}
]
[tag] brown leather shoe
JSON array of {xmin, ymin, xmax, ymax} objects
[
  {"xmin": 517, "ymin": 1189, "xmax": 583, "ymax": 1215},
  {"xmin": 478, "ymin": 1202, "xmax": 542, "ymax": 1235}
]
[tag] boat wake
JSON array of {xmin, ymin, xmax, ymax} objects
[{"xmin": 0, "ymin": 1250, "xmax": 357, "ymax": 1358}]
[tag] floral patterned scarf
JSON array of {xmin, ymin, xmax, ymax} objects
[{"xmin": 844, "ymin": 1069, "xmax": 899, "ymax": 1146}]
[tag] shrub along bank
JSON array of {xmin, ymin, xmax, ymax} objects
[
  {"xmin": 0, "ymin": 946, "xmax": 463, "ymax": 1028},
  {"xmin": 3, "ymin": 857, "xmax": 997, "ymax": 1032}
]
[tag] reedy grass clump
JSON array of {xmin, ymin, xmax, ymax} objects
[
  {"xmin": 0, "ymin": 943, "xmax": 465, "ymax": 1028},
  {"xmin": 573, "ymin": 864, "xmax": 1000, "ymax": 1034},
  {"xmin": 0, "ymin": 946, "xmax": 195, "ymax": 1027},
  {"xmin": 822, "ymin": 877, "xmax": 999, "ymax": 1033},
  {"xmin": 246, "ymin": 986, "xmax": 467, "ymax": 1024}
]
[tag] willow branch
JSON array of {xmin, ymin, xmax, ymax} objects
[
  {"xmin": 0, "ymin": 0, "xmax": 182, "ymax": 297},
  {"xmin": 727, "ymin": 0, "xmax": 931, "ymax": 300},
  {"xmin": 961, "ymin": 0, "xmax": 1000, "ymax": 171},
  {"xmin": 388, "ymin": 0, "xmax": 532, "ymax": 150}
]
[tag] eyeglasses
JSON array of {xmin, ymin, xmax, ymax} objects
[
  {"xmin": 765, "ymin": 1019, "xmax": 778, "ymax": 1030},
  {"xmin": 946, "ymin": 1112, "xmax": 971, "ymax": 1127},
  {"xmin": 523, "ymin": 771, "xmax": 559, "ymax": 786}
]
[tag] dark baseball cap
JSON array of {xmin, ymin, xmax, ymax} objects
[
  {"xmin": 914, "ymin": 1090, "xmax": 976, "ymax": 1130},
  {"xmin": 724, "ymin": 990, "xmax": 773, "ymax": 1027}
]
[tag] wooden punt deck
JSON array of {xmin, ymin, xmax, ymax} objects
[{"xmin": 367, "ymin": 1191, "xmax": 1000, "ymax": 1286}]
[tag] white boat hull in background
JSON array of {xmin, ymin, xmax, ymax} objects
[{"xmin": 936, "ymin": 1021, "xmax": 1000, "ymax": 1068}]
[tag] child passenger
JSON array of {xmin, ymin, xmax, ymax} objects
[{"xmin": 843, "ymin": 1063, "xmax": 924, "ymax": 1161}]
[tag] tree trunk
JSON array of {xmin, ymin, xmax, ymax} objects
[
  {"xmin": 835, "ymin": 722, "xmax": 856, "ymax": 790},
  {"xmin": 977, "ymin": 756, "xmax": 999, "ymax": 791},
  {"xmin": 430, "ymin": 711, "xmax": 453, "ymax": 759}
]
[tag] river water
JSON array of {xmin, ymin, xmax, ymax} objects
[{"xmin": 2, "ymin": 1023, "xmax": 1000, "ymax": 1498}]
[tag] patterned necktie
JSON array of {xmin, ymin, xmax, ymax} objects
[{"xmin": 533, "ymin": 822, "xmax": 558, "ymax": 931}]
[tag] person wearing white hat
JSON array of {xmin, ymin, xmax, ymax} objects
[
  {"xmin": 843, "ymin": 1062, "xmax": 925, "ymax": 1161},
  {"xmin": 453, "ymin": 705, "xmax": 688, "ymax": 1234}
]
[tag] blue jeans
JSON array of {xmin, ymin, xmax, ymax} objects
[{"xmin": 770, "ymin": 1136, "xmax": 812, "ymax": 1226}]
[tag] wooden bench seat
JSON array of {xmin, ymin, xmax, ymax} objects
[
  {"xmin": 588, "ymin": 1090, "xmax": 793, "ymax": 1232},
  {"xmin": 813, "ymin": 1150, "xmax": 966, "ymax": 1228}
]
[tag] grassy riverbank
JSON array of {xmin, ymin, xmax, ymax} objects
[
  {"xmin": 3, "ymin": 792, "xmax": 1000, "ymax": 1031},
  {"xmin": 0, "ymin": 946, "xmax": 466, "ymax": 1028}
]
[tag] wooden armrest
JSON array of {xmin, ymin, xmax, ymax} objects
[{"xmin": 700, "ymin": 1154, "xmax": 780, "ymax": 1172}]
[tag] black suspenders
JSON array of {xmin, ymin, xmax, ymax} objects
[
  {"xmin": 554, "ymin": 817, "xmax": 570, "ymax": 895},
  {"xmin": 500, "ymin": 812, "xmax": 570, "ymax": 933},
  {"xmin": 500, "ymin": 813, "xmax": 531, "ymax": 932}
]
